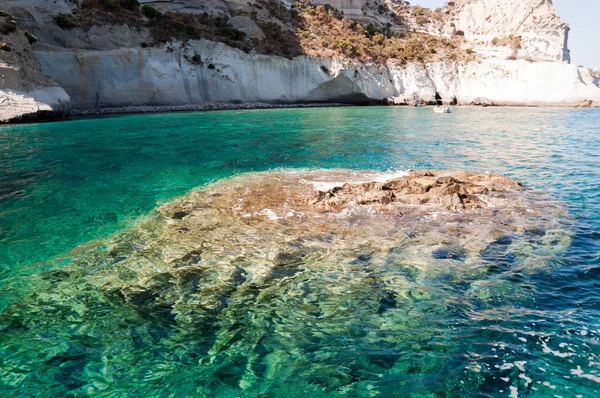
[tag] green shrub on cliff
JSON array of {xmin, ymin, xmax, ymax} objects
[
  {"xmin": 142, "ymin": 5, "xmax": 162, "ymax": 19},
  {"xmin": 148, "ymin": 12, "xmax": 249, "ymax": 48},
  {"xmin": 58, "ymin": 0, "xmax": 143, "ymax": 28},
  {"xmin": 221, "ymin": 26, "xmax": 246, "ymax": 41},
  {"xmin": 411, "ymin": 5, "xmax": 429, "ymax": 16},
  {"xmin": 0, "ymin": 19, "xmax": 16, "ymax": 34},
  {"xmin": 81, "ymin": 0, "xmax": 140, "ymax": 12},
  {"xmin": 24, "ymin": 30, "xmax": 38, "ymax": 43},
  {"xmin": 54, "ymin": 14, "xmax": 75, "ymax": 29},
  {"xmin": 296, "ymin": 2, "xmax": 464, "ymax": 64},
  {"xmin": 43, "ymin": 0, "xmax": 467, "ymax": 63},
  {"xmin": 256, "ymin": 20, "xmax": 301, "ymax": 58}
]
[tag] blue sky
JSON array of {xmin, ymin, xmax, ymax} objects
[{"xmin": 412, "ymin": 1, "xmax": 600, "ymax": 68}]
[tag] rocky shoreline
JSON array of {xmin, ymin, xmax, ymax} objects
[
  {"xmin": 67, "ymin": 102, "xmax": 597, "ymax": 119},
  {"xmin": 8, "ymin": 100, "xmax": 597, "ymax": 124},
  {"xmin": 69, "ymin": 102, "xmax": 351, "ymax": 117}
]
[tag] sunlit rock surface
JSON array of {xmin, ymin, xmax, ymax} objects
[
  {"xmin": 32, "ymin": 40, "xmax": 600, "ymax": 108},
  {"xmin": 0, "ymin": 14, "xmax": 70, "ymax": 123},
  {"xmin": 308, "ymin": 170, "xmax": 521, "ymax": 211},
  {"xmin": 449, "ymin": 0, "xmax": 570, "ymax": 62},
  {"xmin": 3, "ymin": 0, "xmax": 600, "ymax": 110}
]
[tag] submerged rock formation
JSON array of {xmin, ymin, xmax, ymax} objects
[
  {"xmin": 0, "ymin": 10, "xmax": 70, "ymax": 123},
  {"xmin": 0, "ymin": 169, "xmax": 572, "ymax": 393},
  {"xmin": 24, "ymin": 169, "xmax": 569, "ymax": 325}
]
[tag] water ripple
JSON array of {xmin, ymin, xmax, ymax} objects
[{"xmin": 0, "ymin": 107, "xmax": 599, "ymax": 396}]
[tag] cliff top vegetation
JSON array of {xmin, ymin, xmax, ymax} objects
[{"xmin": 51, "ymin": 0, "xmax": 471, "ymax": 64}]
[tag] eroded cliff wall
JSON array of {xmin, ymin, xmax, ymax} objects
[
  {"xmin": 0, "ymin": 3, "xmax": 71, "ymax": 122},
  {"xmin": 449, "ymin": 0, "xmax": 569, "ymax": 62},
  {"xmin": 35, "ymin": 40, "xmax": 600, "ymax": 109},
  {"xmin": 1, "ymin": 0, "xmax": 599, "ymax": 119}
]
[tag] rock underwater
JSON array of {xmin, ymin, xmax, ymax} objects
[
  {"xmin": 0, "ymin": 168, "xmax": 574, "ymax": 394},
  {"xmin": 29, "ymin": 169, "xmax": 570, "ymax": 324}
]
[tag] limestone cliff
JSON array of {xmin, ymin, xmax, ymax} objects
[
  {"xmin": 33, "ymin": 39, "xmax": 600, "ymax": 108},
  {"xmin": 448, "ymin": 0, "xmax": 570, "ymax": 62},
  {"xmin": 593, "ymin": 69, "xmax": 600, "ymax": 88},
  {"xmin": 0, "ymin": 7, "xmax": 70, "ymax": 123},
  {"xmin": 1, "ymin": 0, "xmax": 599, "ymax": 120}
]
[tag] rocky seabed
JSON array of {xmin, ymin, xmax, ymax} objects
[{"xmin": 0, "ymin": 169, "xmax": 575, "ymax": 395}]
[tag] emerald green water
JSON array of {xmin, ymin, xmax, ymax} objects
[{"xmin": 1, "ymin": 107, "xmax": 599, "ymax": 396}]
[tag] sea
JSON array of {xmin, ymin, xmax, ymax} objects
[{"xmin": 1, "ymin": 106, "xmax": 599, "ymax": 397}]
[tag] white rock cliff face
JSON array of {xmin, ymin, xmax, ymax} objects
[
  {"xmin": 0, "ymin": 12, "xmax": 70, "ymax": 123},
  {"xmin": 0, "ymin": 87, "xmax": 70, "ymax": 123},
  {"xmin": 34, "ymin": 40, "xmax": 600, "ymax": 109},
  {"xmin": 310, "ymin": 0, "xmax": 369, "ymax": 19},
  {"xmin": 2, "ymin": 0, "xmax": 600, "ymax": 120},
  {"xmin": 450, "ymin": 0, "xmax": 569, "ymax": 62}
]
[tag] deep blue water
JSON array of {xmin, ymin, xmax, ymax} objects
[{"xmin": 0, "ymin": 107, "xmax": 599, "ymax": 396}]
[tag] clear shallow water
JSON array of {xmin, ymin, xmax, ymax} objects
[{"xmin": 0, "ymin": 107, "xmax": 599, "ymax": 396}]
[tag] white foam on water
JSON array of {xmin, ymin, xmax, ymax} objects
[
  {"xmin": 514, "ymin": 361, "xmax": 527, "ymax": 372},
  {"xmin": 519, "ymin": 374, "xmax": 533, "ymax": 386},
  {"xmin": 543, "ymin": 381, "xmax": 557, "ymax": 389},
  {"xmin": 466, "ymin": 363, "xmax": 482, "ymax": 373},
  {"xmin": 541, "ymin": 339, "xmax": 575, "ymax": 358},
  {"xmin": 307, "ymin": 170, "xmax": 410, "ymax": 191},
  {"xmin": 571, "ymin": 366, "xmax": 600, "ymax": 383}
]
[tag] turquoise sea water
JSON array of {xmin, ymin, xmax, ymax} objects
[{"xmin": 1, "ymin": 107, "xmax": 599, "ymax": 396}]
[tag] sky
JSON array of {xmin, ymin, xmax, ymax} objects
[{"xmin": 412, "ymin": 0, "xmax": 600, "ymax": 68}]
